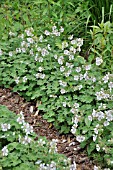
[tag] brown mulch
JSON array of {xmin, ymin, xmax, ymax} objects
[{"xmin": 0, "ymin": 87, "xmax": 95, "ymax": 170}]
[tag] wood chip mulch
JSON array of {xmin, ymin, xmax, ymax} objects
[{"xmin": 0, "ymin": 87, "xmax": 96, "ymax": 170}]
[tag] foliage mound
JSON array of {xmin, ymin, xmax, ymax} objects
[
  {"xmin": 0, "ymin": 0, "xmax": 113, "ymax": 169},
  {"xmin": 0, "ymin": 105, "xmax": 74, "ymax": 170}
]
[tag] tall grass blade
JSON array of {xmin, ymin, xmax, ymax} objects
[
  {"xmin": 109, "ymin": 4, "xmax": 113, "ymax": 21},
  {"xmin": 102, "ymin": 7, "xmax": 104, "ymax": 23}
]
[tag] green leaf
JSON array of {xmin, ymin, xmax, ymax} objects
[
  {"xmin": 85, "ymin": 117, "xmax": 91, "ymax": 127},
  {"xmin": 87, "ymin": 143, "xmax": 96, "ymax": 155},
  {"xmin": 78, "ymin": 95, "xmax": 93, "ymax": 103}
]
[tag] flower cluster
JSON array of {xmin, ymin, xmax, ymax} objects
[
  {"xmin": 1, "ymin": 123, "xmax": 11, "ymax": 131},
  {"xmin": 49, "ymin": 139, "xmax": 58, "ymax": 153},
  {"xmin": 2, "ymin": 146, "xmax": 8, "ymax": 156}
]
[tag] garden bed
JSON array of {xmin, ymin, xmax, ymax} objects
[{"xmin": 0, "ymin": 87, "xmax": 94, "ymax": 170}]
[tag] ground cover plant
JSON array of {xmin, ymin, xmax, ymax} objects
[
  {"xmin": 0, "ymin": 0, "xmax": 113, "ymax": 169},
  {"xmin": 0, "ymin": 105, "xmax": 74, "ymax": 170}
]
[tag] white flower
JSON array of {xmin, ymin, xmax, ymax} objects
[
  {"xmin": 77, "ymin": 38, "xmax": 83, "ymax": 46},
  {"xmin": 40, "ymin": 74, "xmax": 45, "ymax": 79},
  {"xmin": 58, "ymin": 56, "xmax": 64, "ymax": 65},
  {"xmin": 78, "ymin": 85, "xmax": 82, "ymax": 90},
  {"xmin": 52, "ymin": 26, "xmax": 57, "ymax": 31},
  {"xmin": 94, "ymin": 165, "xmax": 99, "ymax": 170},
  {"xmin": 60, "ymin": 26, "xmax": 64, "ymax": 32},
  {"xmin": 41, "ymin": 48, "xmax": 49, "ymax": 56},
  {"xmin": 35, "ymin": 55, "xmax": 38, "ymax": 61},
  {"xmin": 23, "ymin": 76, "xmax": 27, "ymax": 82},
  {"xmin": 105, "ymin": 110, "xmax": 113, "ymax": 121},
  {"xmin": 35, "ymin": 73, "xmax": 40, "ymax": 79},
  {"xmin": 52, "ymin": 27, "xmax": 60, "ymax": 36},
  {"xmin": 73, "ymin": 48, "xmax": 77, "ymax": 54},
  {"xmin": 30, "ymin": 49, "xmax": 34, "ymax": 55},
  {"xmin": 76, "ymin": 67, "xmax": 81, "ymax": 73},
  {"xmin": 96, "ymin": 144, "xmax": 100, "ymax": 151},
  {"xmin": 102, "ymin": 74, "xmax": 109, "ymax": 83},
  {"xmin": 62, "ymin": 102, "xmax": 66, "ymax": 107},
  {"xmin": 71, "ymin": 126, "xmax": 77, "ymax": 135},
  {"xmin": 44, "ymin": 30, "xmax": 50, "ymax": 36},
  {"xmin": 1, "ymin": 123, "xmax": 11, "ymax": 131},
  {"xmin": 2, "ymin": 146, "xmax": 8, "ymax": 156},
  {"xmin": 9, "ymin": 51, "xmax": 13, "ymax": 56},
  {"xmin": 21, "ymin": 41, "xmax": 26, "ymax": 47},
  {"xmin": 26, "ymin": 43, "xmax": 30, "ymax": 48},
  {"xmin": 39, "ymin": 35, "xmax": 43, "ymax": 42},
  {"xmin": 21, "ymin": 48, "xmax": 26, "ymax": 53},
  {"xmin": 60, "ymin": 66, "xmax": 65, "ymax": 72},
  {"xmin": 71, "ymin": 40, "xmax": 76, "ymax": 45},
  {"xmin": 60, "ymin": 89, "xmax": 66, "ymax": 94},
  {"xmin": 70, "ymin": 108, "xmax": 76, "ymax": 114},
  {"xmin": 72, "ymin": 116, "xmax": 79, "ymax": 125},
  {"xmin": 0, "ymin": 49, "xmax": 3, "ymax": 55},
  {"xmin": 85, "ymin": 65, "xmax": 91, "ymax": 70},
  {"xmin": 15, "ymin": 77, "xmax": 20, "ymax": 84},
  {"xmin": 68, "ymin": 35, "xmax": 73, "ymax": 40},
  {"xmin": 70, "ymin": 46, "xmax": 74, "ymax": 51},
  {"xmin": 76, "ymin": 135, "xmax": 85, "ymax": 142},
  {"xmin": 95, "ymin": 91, "xmax": 103, "ymax": 100},
  {"xmin": 94, "ymin": 128, "xmax": 98, "ymax": 134},
  {"xmin": 16, "ymin": 48, "xmax": 21, "ymax": 53},
  {"xmin": 96, "ymin": 57, "xmax": 103, "ymax": 66},
  {"xmin": 108, "ymin": 82, "xmax": 113, "ymax": 90},
  {"xmin": 27, "ymin": 38, "xmax": 34, "ymax": 44},
  {"xmin": 38, "ymin": 67, "xmax": 43, "ymax": 72},
  {"xmin": 65, "ymin": 70, "xmax": 71, "ymax": 77},
  {"xmin": 9, "ymin": 31, "xmax": 16, "ymax": 36},
  {"xmin": 19, "ymin": 33, "xmax": 24, "ymax": 39},
  {"xmin": 88, "ymin": 115, "xmax": 92, "ymax": 121},
  {"xmin": 77, "ymin": 46, "xmax": 81, "ymax": 52},
  {"xmin": 66, "ymin": 62, "xmax": 74, "ymax": 69},
  {"xmin": 55, "ymin": 31, "xmax": 60, "ymax": 36},
  {"xmin": 74, "ymin": 75, "xmax": 79, "ymax": 81},
  {"xmin": 69, "ymin": 161, "xmax": 76, "ymax": 170},
  {"xmin": 104, "ymin": 121, "xmax": 109, "ymax": 126},
  {"xmin": 25, "ymin": 28, "xmax": 33, "ymax": 36},
  {"xmin": 38, "ymin": 138, "xmax": 46, "ymax": 146},
  {"xmin": 92, "ymin": 77, "xmax": 96, "ymax": 82},
  {"xmin": 93, "ymin": 135, "xmax": 97, "ymax": 142},
  {"xmin": 74, "ymin": 103, "xmax": 79, "ymax": 108},
  {"xmin": 17, "ymin": 112, "xmax": 25, "ymax": 124},
  {"xmin": 22, "ymin": 122, "xmax": 33, "ymax": 134},
  {"xmin": 79, "ymin": 74, "xmax": 83, "ymax": 80},
  {"xmin": 37, "ymin": 47, "xmax": 41, "ymax": 51},
  {"xmin": 84, "ymin": 72, "xmax": 89, "ymax": 80},
  {"xmin": 39, "ymin": 57, "xmax": 43, "ymax": 62},
  {"xmin": 69, "ymin": 55, "xmax": 74, "ymax": 60},
  {"xmin": 64, "ymin": 50, "xmax": 70, "ymax": 55},
  {"xmin": 97, "ymin": 111, "xmax": 105, "ymax": 121},
  {"xmin": 92, "ymin": 109, "xmax": 96, "ymax": 117},
  {"xmin": 47, "ymin": 44, "xmax": 51, "ymax": 50},
  {"xmin": 62, "ymin": 42, "xmax": 68, "ymax": 49},
  {"xmin": 54, "ymin": 54, "xmax": 58, "ymax": 59},
  {"xmin": 59, "ymin": 80, "xmax": 67, "ymax": 87},
  {"xmin": 22, "ymin": 135, "xmax": 32, "ymax": 145}
]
